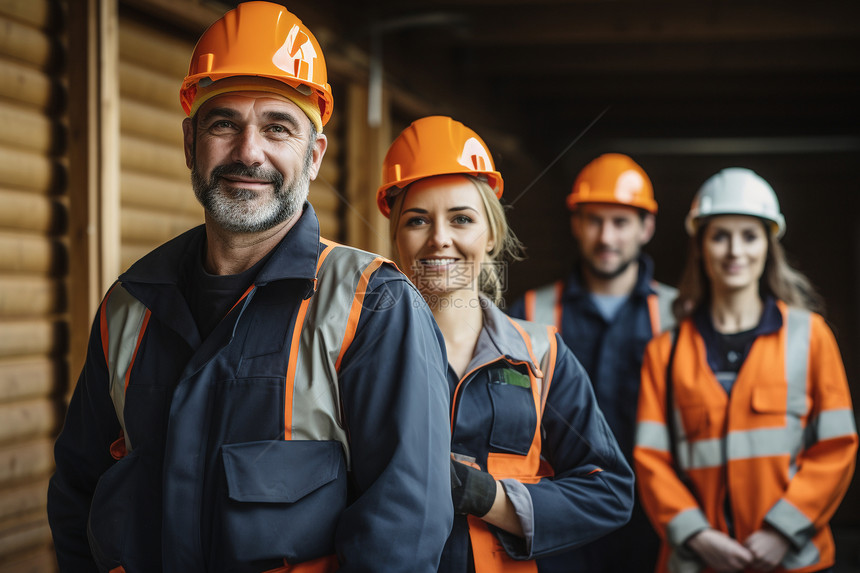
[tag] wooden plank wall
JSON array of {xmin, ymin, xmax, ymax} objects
[
  {"xmin": 117, "ymin": 18, "xmax": 201, "ymax": 269},
  {"xmin": 0, "ymin": 0, "xmax": 66, "ymax": 571}
]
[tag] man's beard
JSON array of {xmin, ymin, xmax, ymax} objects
[
  {"xmin": 583, "ymin": 249, "xmax": 637, "ymax": 281},
  {"xmin": 191, "ymin": 143, "xmax": 314, "ymax": 234}
]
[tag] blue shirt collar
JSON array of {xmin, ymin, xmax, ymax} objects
[{"xmin": 564, "ymin": 253, "xmax": 658, "ymax": 299}]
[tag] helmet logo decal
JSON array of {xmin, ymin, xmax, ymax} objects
[
  {"xmin": 458, "ymin": 137, "xmax": 491, "ymax": 172},
  {"xmin": 614, "ymin": 170, "xmax": 644, "ymax": 203},
  {"xmin": 273, "ymin": 25, "xmax": 317, "ymax": 80}
]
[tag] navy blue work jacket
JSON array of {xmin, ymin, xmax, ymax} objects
[
  {"xmin": 441, "ymin": 301, "xmax": 633, "ymax": 572},
  {"xmin": 509, "ymin": 255, "xmax": 662, "ymax": 462},
  {"xmin": 48, "ymin": 204, "xmax": 453, "ymax": 572},
  {"xmin": 508, "ymin": 255, "xmax": 664, "ymax": 572}
]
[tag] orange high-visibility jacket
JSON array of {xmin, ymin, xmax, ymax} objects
[{"xmin": 635, "ymin": 301, "xmax": 857, "ymax": 573}]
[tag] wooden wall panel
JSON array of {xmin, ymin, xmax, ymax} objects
[
  {"xmin": 0, "ymin": 57, "xmax": 53, "ymax": 109},
  {"xmin": 118, "ymin": 17, "xmax": 200, "ymax": 271},
  {"xmin": 0, "ymin": 1, "xmax": 66, "ymax": 570}
]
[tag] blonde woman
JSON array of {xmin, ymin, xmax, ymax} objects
[{"xmin": 377, "ymin": 116, "xmax": 634, "ymax": 573}]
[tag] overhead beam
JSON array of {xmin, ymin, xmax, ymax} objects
[
  {"xmin": 430, "ymin": 1, "xmax": 860, "ymax": 45},
  {"xmin": 465, "ymin": 39, "xmax": 860, "ymax": 74}
]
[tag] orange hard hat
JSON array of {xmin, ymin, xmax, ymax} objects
[
  {"xmin": 567, "ymin": 153, "xmax": 657, "ymax": 214},
  {"xmin": 377, "ymin": 115, "xmax": 503, "ymax": 218},
  {"xmin": 179, "ymin": 1, "xmax": 333, "ymax": 126}
]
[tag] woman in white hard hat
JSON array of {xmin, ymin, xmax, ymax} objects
[
  {"xmin": 377, "ymin": 115, "xmax": 635, "ymax": 573},
  {"xmin": 634, "ymin": 168, "xmax": 857, "ymax": 573}
]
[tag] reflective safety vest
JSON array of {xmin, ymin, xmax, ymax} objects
[
  {"xmin": 635, "ymin": 302, "xmax": 858, "ymax": 573},
  {"xmin": 459, "ymin": 319, "xmax": 558, "ymax": 573},
  {"xmin": 522, "ymin": 279, "xmax": 676, "ymax": 336},
  {"xmin": 98, "ymin": 238, "xmax": 387, "ymax": 573}
]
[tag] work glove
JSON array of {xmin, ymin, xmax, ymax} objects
[{"xmin": 450, "ymin": 459, "xmax": 497, "ymax": 517}]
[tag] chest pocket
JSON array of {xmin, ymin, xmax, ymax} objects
[{"xmin": 487, "ymin": 368, "xmax": 537, "ymax": 456}]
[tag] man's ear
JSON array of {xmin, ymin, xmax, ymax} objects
[
  {"xmin": 640, "ymin": 213, "xmax": 656, "ymax": 245},
  {"xmin": 308, "ymin": 133, "xmax": 328, "ymax": 181},
  {"xmin": 182, "ymin": 117, "xmax": 194, "ymax": 169}
]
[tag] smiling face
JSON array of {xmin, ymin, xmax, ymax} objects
[
  {"xmin": 183, "ymin": 91, "xmax": 327, "ymax": 234},
  {"xmin": 700, "ymin": 214, "xmax": 769, "ymax": 297},
  {"xmin": 394, "ymin": 175, "xmax": 495, "ymax": 299},
  {"xmin": 571, "ymin": 203, "xmax": 654, "ymax": 280}
]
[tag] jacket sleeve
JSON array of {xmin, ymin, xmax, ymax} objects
[
  {"xmin": 334, "ymin": 271, "xmax": 453, "ymax": 572},
  {"xmin": 47, "ymin": 308, "xmax": 121, "ymax": 572},
  {"xmin": 505, "ymin": 334, "xmax": 634, "ymax": 558},
  {"xmin": 634, "ymin": 331, "xmax": 710, "ymax": 548},
  {"xmin": 763, "ymin": 314, "xmax": 858, "ymax": 548}
]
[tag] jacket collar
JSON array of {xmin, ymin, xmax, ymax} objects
[
  {"xmin": 468, "ymin": 297, "xmax": 543, "ymax": 377},
  {"xmin": 564, "ymin": 253, "xmax": 657, "ymax": 300},
  {"xmin": 119, "ymin": 202, "xmax": 321, "ymax": 287},
  {"xmin": 693, "ymin": 294, "xmax": 784, "ymax": 342}
]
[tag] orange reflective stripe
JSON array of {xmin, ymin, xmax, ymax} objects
[
  {"xmin": 504, "ymin": 317, "xmax": 543, "ymax": 379},
  {"xmin": 486, "ymin": 323, "xmax": 546, "ymax": 482},
  {"xmin": 523, "ymin": 289, "xmax": 536, "ymax": 322},
  {"xmin": 263, "ymin": 554, "xmax": 339, "ymax": 573},
  {"xmin": 334, "ymin": 257, "xmax": 385, "ymax": 371},
  {"xmin": 646, "ymin": 292, "xmax": 660, "ymax": 336},
  {"xmin": 467, "ymin": 516, "xmax": 536, "ymax": 573},
  {"xmin": 124, "ymin": 310, "xmax": 151, "ymax": 392},
  {"xmin": 226, "ymin": 284, "xmax": 256, "ymax": 317},
  {"xmin": 284, "ymin": 297, "xmax": 312, "ymax": 441},
  {"xmin": 318, "ymin": 237, "xmax": 338, "ymax": 265},
  {"xmin": 486, "ymin": 365, "xmax": 543, "ymax": 483}
]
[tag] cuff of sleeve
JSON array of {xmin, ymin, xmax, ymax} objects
[
  {"xmin": 764, "ymin": 499, "xmax": 816, "ymax": 550},
  {"xmin": 492, "ymin": 479, "xmax": 534, "ymax": 559},
  {"xmin": 667, "ymin": 507, "xmax": 710, "ymax": 548}
]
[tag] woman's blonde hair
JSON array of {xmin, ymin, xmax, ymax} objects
[
  {"xmin": 672, "ymin": 217, "xmax": 824, "ymax": 321},
  {"xmin": 388, "ymin": 174, "xmax": 524, "ymax": 304}
]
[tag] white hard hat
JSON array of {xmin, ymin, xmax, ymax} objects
[{"xmin": 685, "ymin": 168, "xmax": 786, "ymax": 237}]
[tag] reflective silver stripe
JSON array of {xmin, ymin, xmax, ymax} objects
[
  {"xmin": 728, "ymin": 427, "xmax": 791, "ymax": 460},
  {"xmin": 683, "ymin": 428, "xmax": 798, "ymax": 470},
  {"xmin": 636, "ymin": 420, "xmax": 670, "ymax": 452},
  {"xmin": 767, "ymin": 498, "xmax": 815, "ymax": 549},
  {"xmin": 768, "ymin": 498, "xmax": 821, "ymax": 568},
  {"xmin": 507, "ymin": 319, "xmax": 551, "ymax": 412},
  {"xmin": 290, "ymin": 244, "xmax": 382, "ymax": 469},
  {"xmin": 680, "ymin": 437, "xmax": 722, "ymax": 470},
  {"xmin": 784, "ymin": 308, "xmax": 811, "ymax": 479},
  {"xmin": 105, "ymin": 284, "xmax": 149, "ymax": 453},
  {"xmin": 531, "ymin": 282, "xmax": 558, "ymax": 327},
  {"xmin": 814, "ymin": 408, "xmax": 858, "ymax": 441},
  {"xmin": 654, "ymin": 282, "xmax": 678, "ymax": 333},
  {"xmin": 666, "ymin": 507, "xmax": 710, "ymax": 547},
  {"xmin": 781, "ymin": 535, "xmax": 821, "ymax": 569},
  {"xmin": 515, "ymin": 319, "xmax": 551, "ymax": 368}
]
